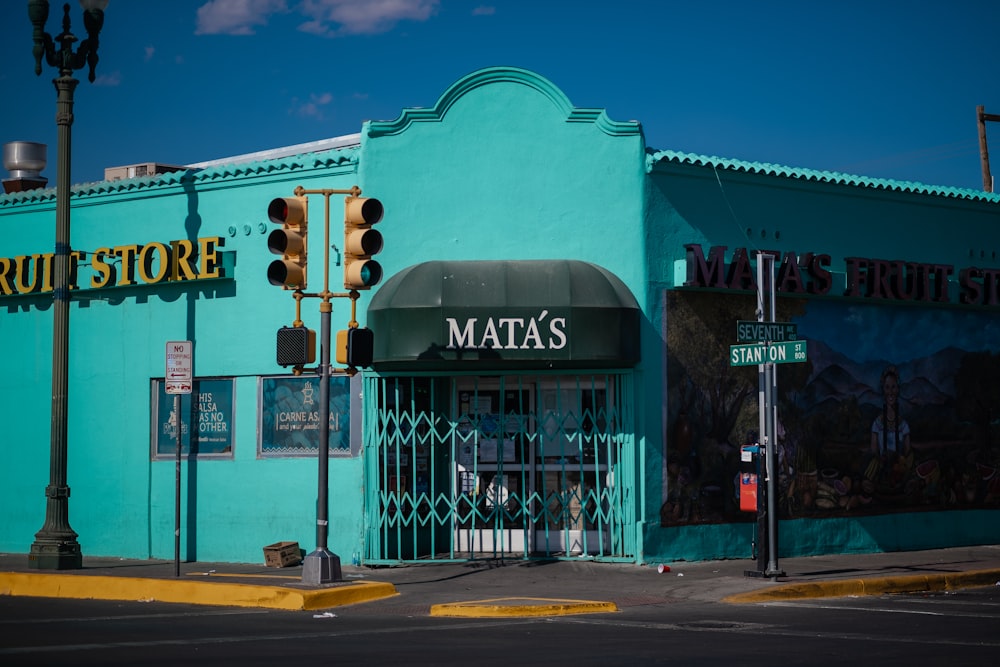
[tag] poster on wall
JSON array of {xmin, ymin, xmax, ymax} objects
[
  {"xmin": 152, "ymin": 378, "xmax": 235, "ymax": 458},
  {"xmin": 258, "ymin": 375, "xmax": 354, "ymax": 457},
  {"xmin": 663, "ymin": 289, "xmax": 1000, "ymax": 527}
]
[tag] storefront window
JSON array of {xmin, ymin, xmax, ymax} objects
[
  {"xmin": 257, "ymin": 374, "xmax": 354, "ymax": 458},
  {"xmin": 151, "ymin": 378, "xmax": 235, "ymax": 459}
]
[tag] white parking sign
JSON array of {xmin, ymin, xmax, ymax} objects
[{"xmin": 165, "ymin": 341, "xmax": 193, "ymax": 395}]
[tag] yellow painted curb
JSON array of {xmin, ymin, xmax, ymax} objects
[
  {"xmin": 0, "ymin": 572, "xmax": 397, "ymax": 611},
  {"xmin": 300, "ymin": 582, "xmax": 398, "ymax": 610},
  {"xmin": 430, "ymin": 596, "xmax": 618, "ymax": 618},
  {"xmin": 722, "ymin": 568, "xmax": 1000, "ymax": 604}
]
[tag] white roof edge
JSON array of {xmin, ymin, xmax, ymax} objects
[{"xmin": 185, "ymin": 134, "xmax": 362, "ymax": 169}]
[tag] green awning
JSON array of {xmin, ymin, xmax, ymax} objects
[{"xmin": 367, "ymin": 260, "xmax": 640, "ymax": 371}]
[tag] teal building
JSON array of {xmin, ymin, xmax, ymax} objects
[{"xmin": 2, "ymin": 67, "xmax": 998, "ymax": 566}]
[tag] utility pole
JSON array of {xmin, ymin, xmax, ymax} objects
[
  {"xmin": 756, "ymin": 252, "xmax": 784, "ymax": 580},
  {"xmin": 978, "ymin": 105, "xmax": 1000, "ymax": 193}
]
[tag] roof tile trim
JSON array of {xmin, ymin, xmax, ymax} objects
[
  {"xmin": 646, "ymin": 149, "xmax": 1000, "ymax": 203},
  {"xmin": 0, "ymin": 148, "xmax": 359, "ymax": 207}
]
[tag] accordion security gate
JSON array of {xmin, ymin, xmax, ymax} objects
[{"xmin": 363, "ymin": 372, "xmax": 636, "ymax": 563}]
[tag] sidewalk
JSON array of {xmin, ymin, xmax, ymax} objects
[{"xmin": 2, "ymin": 545, "xmax": 999, "ymax": 616}]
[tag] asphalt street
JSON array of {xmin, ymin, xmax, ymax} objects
[{"xmin": 2, "ymin": 585, "xmax": 998, "ymax": 666}]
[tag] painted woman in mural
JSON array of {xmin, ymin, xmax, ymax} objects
[{"xmin": 866, "ymin": 365, "xmax": 913, "ymax": 491}]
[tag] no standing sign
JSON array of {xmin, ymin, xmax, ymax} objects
[{"xmin": 165, "ymin": 341, "xmax": 193, "ymax": 394}]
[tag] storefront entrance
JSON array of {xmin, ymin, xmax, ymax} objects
[
  {"xmin": 362, "ymin": 259, "xmax": 641, "ymax": 563},
  {"xmin": 363, "ymin": 372, "xmax": 636, "ymax": 563}
]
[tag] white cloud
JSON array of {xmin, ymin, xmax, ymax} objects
[
  {"xmin": 298, "ymin": 0, "xmax": 440, "ymax": 37},
  {"xmin": 93, "ymin": 70, "xmax": 122, "ymax": 87},
  {"xmin": 290, "ymin": 92, "xmax": 334, "ymax": 119},
  {"xmin": 195, "ymin": 0, "xmax": 439, "ymax": 38},
  {"xmin": 472, "ymin": 5, "xmax": 495, "ymax": 15},
  {"xmin": 195, "ymin": 0, "xmax": 288, "ymax": 36}
]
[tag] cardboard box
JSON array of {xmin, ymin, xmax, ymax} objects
[{"xmin": 263, "ymin": 541, "xmax": 301, "ymax": 567}]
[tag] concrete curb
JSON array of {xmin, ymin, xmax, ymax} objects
[
  {"xmin": 430, "ymin": 597, "xmax": 619, "ymax": 618},
  {"xmin": 0, "ymin": 572, "xmax": 397, "ymax": 611},
  {"xmin": 722, "ymin": 568, "xmax": 1000, "ymax": 604}
]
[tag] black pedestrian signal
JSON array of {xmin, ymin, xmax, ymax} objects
[
  {"xmin": 336, "ymin": 327, "xmax": 374, "ymax": 368},
  {"xmin": 276, "ymin": 326, "xmax": 315, "ymax": 367}
]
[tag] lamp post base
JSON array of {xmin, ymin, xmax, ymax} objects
[
  {"xmin": 301, "ymin": 548, "xmax": 342, "ymax": 585},
  {"xmin": 28, "ymin": 540, "xmax": 82, "ymax": 570}
]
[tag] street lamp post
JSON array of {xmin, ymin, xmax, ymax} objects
[{"xmin": 27, "ymin": 0, "xmax": 109, "ymax": 570}]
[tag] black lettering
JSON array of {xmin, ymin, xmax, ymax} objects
[
  {"xmin": 776, "ymin": 252, "xmax": 805, "ymax": 294},
  {"xmin": 960, "ymin": 267, "xmax": 983, "ymax": 305},
  {"xmin": 844, "ymin": 257, "xmax": 868, "ymax": 297},
  {"xmin": 870, "ymin": 259, "xmax": 892, "ymax": 299},
  {"xmin": 930, "ymin": 263, "xmax": 954, "ymax": 303},
  {"xmin": 807, "ymin": 253, "xmax": 832, "ymax": 295},
  {"xmin": 727, "ymin": 248, "xmax": 756, "ymax": 290},
  {"xmin": 983, "ymin": 268, "xmax": 1000, "ymax": 306},
  {"xmin": 891, "ymin": 261, "xmax": 918, "ymax": 301},
  {"xmin": 684, "ymin": 244, "xmax": 727, "ymax": 288}
]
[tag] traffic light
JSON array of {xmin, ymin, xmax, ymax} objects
[
  {"xmin": 276, "ymin": 326, "xmax": 316, "ymax": 367},
  {"xmin": 343, "ymin": 195, "xmax": 384, "ymax": 290},
  {"xmin": 336, "ymin": 327, "xmax": 374, "ymax": 368},
  {"xmin": 266, "ymin": 195, "xmax": 308, "ymax": 290}
]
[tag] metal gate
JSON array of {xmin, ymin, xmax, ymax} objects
[{"xmin": 363, "ymin": 372, "xmax": 636, "ymax": 563}]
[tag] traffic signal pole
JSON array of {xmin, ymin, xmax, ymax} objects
[
  {"xmin": 300, "ymin": 187, "xmax": 342, "ymax": 585},
  {"xmin": 266, "ymin": 185, "xmax": 383, "ymax": 584}
]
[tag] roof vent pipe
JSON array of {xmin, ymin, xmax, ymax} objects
[{"xmin": 3, "ymin": 141, "xmax": 48, "ymax": 193}]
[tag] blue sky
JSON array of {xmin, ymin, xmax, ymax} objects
[{"xmin": 2, "ymin": 0, "xmax": 998, "ymax": 189}]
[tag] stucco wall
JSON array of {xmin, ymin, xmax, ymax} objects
[{"xmin": 1, "ymin": 156, "xmax": 368, "ymax": 563}]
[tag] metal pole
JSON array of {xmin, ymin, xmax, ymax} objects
[
  {"xmin": 759, "ymin": 252, "xmax": 783, "ymax": 579},
  {"xmin": 317, "ymin": 302, "xmax": 331, "ymax": 550},
  {"xmin": 174, "ymin": 394, "xmax": 182, "ymax": 577},
  {"xmin": 301, "ymin": 193, "xmax": 342, "ymax": 584},
  {"xmin": 28, "ymin": 70, "xmax": 82, "ymax": 570},
  {"xmin": 978, "ymin": 106, "xmax": 1000, "ymax": 193},
  {"xmin": 763, "ymin": 363, "xmax": 781, "ymax": 578},
  {"xmin": 28, "ymin": 0, "xmax": 109, "ymax": 571},
  {"xmin": 754, "ymin": 258, "xmax": 768, "ymax": 572},
  {"xmin": 979, "ymin": 106, "xmax": 993, "ymax": 193}
]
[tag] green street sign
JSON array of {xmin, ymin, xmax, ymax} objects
[
  {"xmin": 736, "ymin": 320, "xmax": 798, "ymax": 343},
  {"xmin": 730, "ymin": 340, "xmax": 808, "ymax": 367}
]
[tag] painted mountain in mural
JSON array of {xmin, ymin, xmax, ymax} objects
[{"xmin": 798, "ymin": 339, "xmax": 959, "ymax": 426}]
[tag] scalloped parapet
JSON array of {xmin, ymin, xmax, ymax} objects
[{"xmin": 366, "ymin": 66, "xmax": 642, "ymax": 138}]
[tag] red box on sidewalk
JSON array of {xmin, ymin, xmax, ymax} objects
[{"xmin": 739, "ymin": 473, "xmax": 758, "ymax": 512}]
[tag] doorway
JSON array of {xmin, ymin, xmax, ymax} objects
[
  {"xmin": 364, "ymin": 372, "xmax": 636, "ymax": 563},
  {"xmin": 452, "ymin": 378, "xmax": 613, "ymax": 556}
]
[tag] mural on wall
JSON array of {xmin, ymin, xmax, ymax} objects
[{"xmin": 663, "ymin": 290, "xmax": 1000, "ymax": 527}]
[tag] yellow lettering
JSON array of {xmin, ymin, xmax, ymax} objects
[
  {"xmin": 68, "ymin": 251, "xmax": 85, "ymax": 290},
  {"xmin": 2, "ymin": 235, "xmax": 230, "ymax": 298},
  {"xmin": 198, "ymin": 236, "xmax": 224, "ymax": 279},
  {"xmin": 138, "ymin": 242, "xmax": 171, "ymax": 284},
  {"xmin": 0, "ymin": 256, "xmax": 16, "ymax": 295},
  {"xmin": 14, "ymin": 254, "xmax": 44, "ymax": 294},
  {"xmin": 170, "ymin": 239, "xmax": 198, "ymax": 281},
  {"xmin": 114, "ymin": 244, "xmax": 142, "ymax": 286},
  {"xmin": 90, "ymin": 248, "xmax": 115, "ymax": 289}
]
